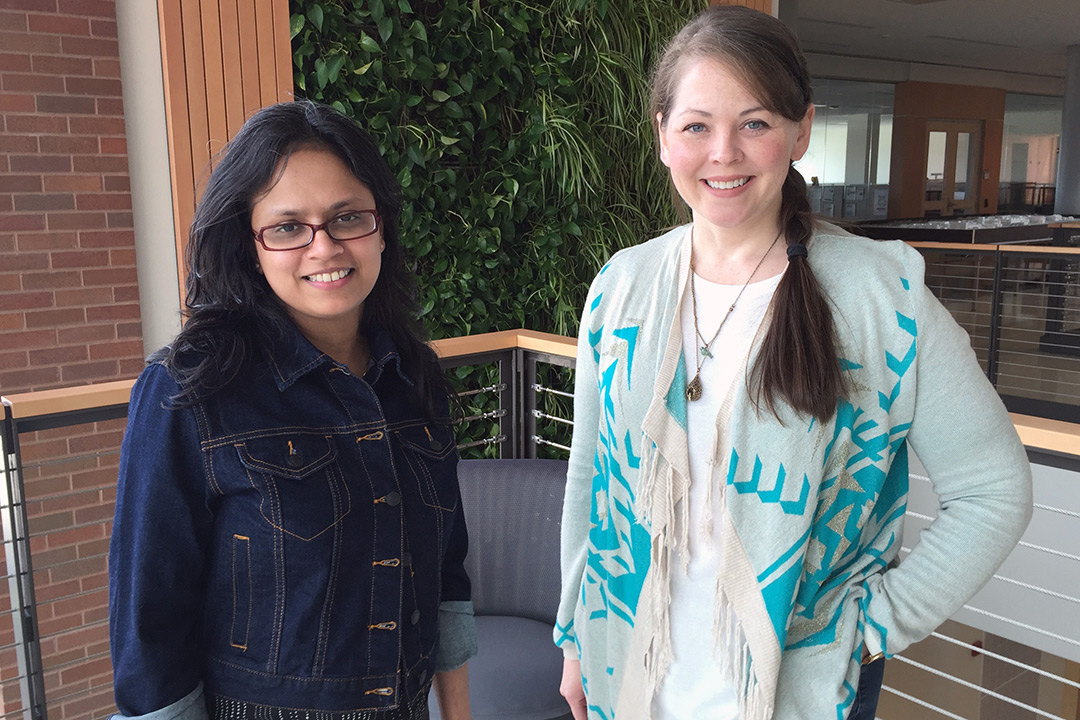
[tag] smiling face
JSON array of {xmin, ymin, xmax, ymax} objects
[
  {"xmin": 250, "ymin": 146, "xmax": 384, "ymax": 344},
  {"xmin": 657, "ymin": 57, "xmax": 813, "ymax": 243}
]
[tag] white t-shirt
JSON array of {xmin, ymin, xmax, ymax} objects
[{"xmin": 652, "ymin": 269, "xmax": 782, "ymax": 720}]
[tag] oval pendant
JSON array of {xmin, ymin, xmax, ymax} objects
[{"xmin": 685, "ymin": 374, "xmax": 702, "ymax": 402}]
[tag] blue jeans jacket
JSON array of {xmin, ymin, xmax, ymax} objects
[{"xmin": 109, "ymin": 324, "xmax": 475, "ymax": 717}]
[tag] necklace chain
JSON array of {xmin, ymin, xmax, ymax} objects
[{"xmin": 686, "ymin": 229, "xmax": 782, "ymax": 402}]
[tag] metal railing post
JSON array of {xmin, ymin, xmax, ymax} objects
[
  {"xmin": 0, "ymin": 400, "xmax": 48, "ymax": 720},
  {"xmin": 985, "ymin": 248, "xmax": 1006, "ymax": 387}
]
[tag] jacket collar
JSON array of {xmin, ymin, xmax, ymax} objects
[{"xmin": 268, "ymin": 321, "xmax": 411, "ymax": 391}]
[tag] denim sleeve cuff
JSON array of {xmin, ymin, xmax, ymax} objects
[
  {"xmin": 112, "ymin": 684, "xmax": 208, "ymax": 720},
  {"xmin": 434, "ymin": 600, "xmax": 477, "ymax": 672}
]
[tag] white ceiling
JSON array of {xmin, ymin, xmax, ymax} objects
[{"xmin": 795, "ymin": 0, "xmax": 1080, "ymax": 83}]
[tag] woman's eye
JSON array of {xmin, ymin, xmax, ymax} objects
[
  {"xmin": 745, "ymin": 120, "xmax": 768, "ymax": 131},
  {"xmin": 333, "ymin": 213, "xmax": 361, "ymax": 223},
  {"xmin": 273, "ymin": 223, "xmax": 301, "ymax": 234},
  {"xmin": 683, "ymin": 123, "xmax": 706, "ymax": 133}
]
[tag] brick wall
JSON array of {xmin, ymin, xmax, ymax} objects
[
  {"xmin": 0, "ymin": 1, "xmax": 141, "ymax": 718},
  {"xmin": 0, "ymin": 0, "xmax": 144, "ymax": 396}
]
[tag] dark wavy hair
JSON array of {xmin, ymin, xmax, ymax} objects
[
  {"xmin": 160, "ymin": 100, "xmax": 447, "ymax": 417},
  {"xmin": 649, "ymin": 5, "xmax": 842, "ymax": 421}
]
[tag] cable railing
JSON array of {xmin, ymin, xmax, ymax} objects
[{"xmin": 2, "ymin": 326, "xmax": 1079, "ymax": 720}]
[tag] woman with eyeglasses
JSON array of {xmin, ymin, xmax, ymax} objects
[{"xmin": 109, "ymin": 101, "xmax": 474, "ymax": 720}]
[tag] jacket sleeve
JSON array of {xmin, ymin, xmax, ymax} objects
[
  {"xmin": 109, "ymin": 363, "xmax": 214, "ymax": 716},
  {"xmin": 860, "ymin": 248, "xmax": 1034, "ymax": 656},
  {"xmin": 554, "ymin": 276, "xmax": 605, "ymax": 658},
  {"xmin": 435, "ymin": 495, "xmax": 477, "ymax": 671}
]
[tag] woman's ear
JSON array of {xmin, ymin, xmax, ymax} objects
[
  {"xmin": 657, "ymin": 112, "xmax": 672, "ymax": 167},
  {"xmin": 791, "ymin": 104, "xmax": 815, "ymax": 162}
]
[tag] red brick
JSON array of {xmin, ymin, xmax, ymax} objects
[
  {"xmin": 28, "ymin": 13, "xmax": 90, "ymax": 35},
  {"xmin": 28, "ymin": 345, "xmax": 89, "ymax": 365},
  {"xmin": 44, "ymin": 175, "xmax": 100, "ymax": 192},
  {"xmin": 17, "ymin": 232, "xmax": 77, "ymax": 250},
  {"xmin": 78, "ymin": 228, "xmax": 131, "ymax": 247},
  {"xmin": 0, "ymin": 365, "xmax": 60, "ymax": 390},
  {"xmin": 89, "ymin": 17, "xmax": 114, "ymax": 37},
  {"xmin": 92, "ymin": 56, "xmax": 118, "ymax": 77},
  {"xmin": 88, "ymin": 339, "xmax": 141, "ymax": 360},
  {"xmin": 38, "ymin": 134, "xmax": 98, "ymax": 154},
  {"xmin": 108, "ymin": 247, "xmax": 134, "ymax": 265},
  {"xmin": 72, "ymin": 154, "xmax": 125, "ymax": 172},
  {"xmin": 36, "ymin": 94, "xmax": 95, "ymax": 114},
  {"xmin": 47, "ymin": 212, "xmax": 106, "ymax": 230},
  {"xmin": 13, "ymin": 193, "xmax": 73, "ymax": 211},
  {"xmin": 54, "ymin": 287, "xmax": 113, "ymax": 309},
  {"xmin": 0, "ymin": 273, "xmax": 20, "ymax": 291},
  {"xmin": 0, "ymin": 350, "xmax": 28, "ymax": 369},
  {"xmin": 52, "ymin": 249, "xmax": 110, "ymax": 268},
  {"xmin": 64, "ymin": 75, "xmax": 119, "ymax": 96},
  {"xmin": 0, "ymin": 327, "xmax": 55, "ymax": 347},
  {"xmin": 57, "ymin": 0, "xmax": 113, "ymax": 17},
  {"xmin": 0, "ymin": 173, "xmax": 41, "ymax": 192},
  {"xmin": 95, "ymin": 95, "xmax": 123, "ymax": 115},
  {"xmin": 10, "ymin": 153, "xmax": 70, "ymax": 172},
  {"xmin": 112, "ymin": 284, "xmax": 139, "ymax": 302},
  {"xmin": 59, "ymin": 35, "xmax": 117, "ymax": 58},
  {"xmin": 101, "ymin": 174, "xmax": 126, "ymax": 192},
  {"xmin": 1, "ymin": 252, "xmax": 47, "ymax": 271},
  {"xmin": 30, "ymin": 53, "xmax": 90, "ymax": 76},
  {"xmin": 56, "ymin": 323, "xmax": 113, "ymax": 344},
  {"xmin": 0, "ymin": 91, "xmax": 35, "ymax": 111},
  {"xmin": 67, "ymin": 115, "xmax": 122, "ymax": 135},
  {"xmin": 21, "ymin": 270, "xmax": 81, "ymax": 290},
  {"xmin": 117, "ymin": 356, "xmax": 144, "ymax": 376},
  {"xmin": 1, "ymin": 290, "xmax": 54, "ymax": 310},
  {"xmin": 74, "ymin": 502, "xmax": 114, "ymax": 526},
  {"xmin": 24, "ymin": 307, "xmax": 85, "ymax": 328},
  {"xmin": 59, "ymin": 359, "xmax": 116, "ymax": 383},
  {"xmin": 115, "ymin": 320, "xmax": 140, "ymax": 338},
  {"xmin": 7, "ymin": 115, "xmax": 69, "ymax": 136},
  {"xmin": 0, "ymin": 31, "xmax": 60, "ymax": 54},
  {"xmin": 75, "ymin": 192, "xmax": 129, "ymax": 210},
  {"xmin": 0, "ymin": 192, "xmax": 10, "ymax": 212},
  {"xmin": 0, "ymin": 10, "xmax": 27, "ymax": 31},
  {"xmin": 84, "ymin": 302, "xmax": 137, "ymax": 322},
  {"xmin": 98, "ymin": 136, "xmax": 124, "ymax": 154},
  {"xmin": 4, "ymin": 212, "xmax": 45, "ymax": 231},
  {"xmin": 0, "ymin": 0, "xmax": 59, "ymax": 11},
  {"xmin": 106, "ymin": 210, "xmax": 132, "ymax": 227},
  {"xmin": 0, "ymin": 312, "xmax": 25, "ymax": 331},
  {"xmin": 0, "ymin": 51, "xmax": 30, "ymax": 71},
  {"xmin": 81, "ymin": 267, "xmax": 133, "ymax": 286},
  {"xmin": 2, "ymin": 72, "xmax": 65, "ymax": 93},
  {"xmin": 0, "ymin": 133, "xmax": 37, "ymax": 152}
]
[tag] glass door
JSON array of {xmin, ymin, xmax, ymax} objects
[{"xmin": 923, "ymin": 120, "xmax": 983, "ymax": 217}]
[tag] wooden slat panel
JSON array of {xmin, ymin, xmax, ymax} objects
[
  {"xmin": 271, "ymin": 0, "xmax": 294, "ymax": 103},
  {"xmin": 708, "ymin": 0, "xmax": 774, "ymax": 13},
  {"xmin": 158, "ymin": 0, "xmax": 194, "ymax": 295},
  {"xmin": 218, "ymin": 0, "xmax": 245, "ymax": 136},
  {"xmin": 200, "ymin": 0, "xmax": 229, "ymax": 163},
  {"xmin": 253, "ymin": 0, "xmax": 277, "ymax": 105},
  {"xmin": 236, "ymin": 0, "xmax": 262, "ymax": 118},
  {"xmin": 181, "ymin": 0, "xmax": 211, "ymax": 215}
]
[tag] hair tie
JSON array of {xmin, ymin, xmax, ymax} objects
[{"xmin": 786, "ymin": 243, "xmax": 808, "ymax": 261}]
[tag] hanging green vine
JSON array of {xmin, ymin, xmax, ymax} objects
[{"xmin": 290, "ymin": 0, "xmax": 701, "ymax": 454}]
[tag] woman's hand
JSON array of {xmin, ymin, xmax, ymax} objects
[
  {"xmin": 432, "ymin": 664, "xmax": 471, "ymax": 720},
  {"xmin": 560, "ymin": 658, "xmax": 587, "ymax": 720}
]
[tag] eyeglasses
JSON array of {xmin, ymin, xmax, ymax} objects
[{"xmin": 252, "ymin": 210, "xmax": 381, "ymax": 251}]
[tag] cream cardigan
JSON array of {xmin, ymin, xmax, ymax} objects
[{"xmin": 555, "ymin": 222, "xmax": 1032, "ymax": 720}]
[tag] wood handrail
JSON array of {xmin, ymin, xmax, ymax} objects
[{"xmin": 3, "ymin": 330, "xmax": 1077, "ymax": 458}]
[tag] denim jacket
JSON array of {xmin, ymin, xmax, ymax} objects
[{"xmin": 109, "ymin": 323, "xmax": 476, "ymax": 718}]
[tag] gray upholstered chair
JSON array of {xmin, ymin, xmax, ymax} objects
[{"xmin": 430, "ymin": 458, "xmax": 574, "ymax": 720}]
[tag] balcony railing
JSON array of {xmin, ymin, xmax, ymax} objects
[{"xmin": 2, "ymin": 322, "xmax": 1079, "ymax": 720}]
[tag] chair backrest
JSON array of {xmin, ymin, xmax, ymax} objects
[{"xmin": 457, "ymin": 458, "xmax": 568, "ymax": 624}]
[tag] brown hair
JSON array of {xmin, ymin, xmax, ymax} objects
[{"xmin": 649, "ymin": 5, "xmax": 842, "ymax": 421}]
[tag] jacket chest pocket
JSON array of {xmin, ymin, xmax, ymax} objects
[
  {"xmin": 394, "ymin": 424, "xmax": 458, "ymax": 512},
  {"xmin": 235, "ymin": 435, "xmax": 350, "ymax": 541}
]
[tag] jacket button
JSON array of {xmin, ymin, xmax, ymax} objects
[
  {"xmin": 411, "ymin": 609, "xmax": 420, "ymax": 625},
  {"xmin": 382, "ymin": 491, "xmax": 401, "ymax": 507},
  {"xmin": 418, "ymin": 670, "xmax": 427, "ymax": 686},
  {"xmin": 287, "ymin": 451, "xmax": 303, "ymax": 468}
]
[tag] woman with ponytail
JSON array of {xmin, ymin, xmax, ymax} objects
[{"xmin": 555, "ymin": 6, "xmax": 1031, "ymax": 720}]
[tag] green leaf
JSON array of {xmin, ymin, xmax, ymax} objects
[
  {"xmin": 353, "ymin": 61, "xmax": 374, "ymax": 76},
  {"xmin": 289, "ymin": 13, "xmax": 305, "ymax": 39},
  {"xmin": 407, "ymin": 20, "xmax": 428, "ymax": 44},
  {"xmin": 439, "ymin": 135, "xmax": 460, "ymax": 145},
  {"xmin": 307, "ymin": 4, "xmax": 324, "ymax": 32},
  {"xmin": 359, "ymin": 32, "xmax": 380, "ymax": 53},
  {"xmin": 327, "ymin": 54, "xmax": 345, "ymax": 83},
  {"xmin": 315, "ymin": 58, "xmax": 328, "ymax": 89},
  {"xmin": 377, "ymin": 16, "xmax": 393, "ymax": 43},
  {"xmin": 398, "ymin": 0, "xmax": 413, "ymax": 12},
  {"xmin": 407, "ymin": 145, "xmax": 426, "ymax": 167},
  {"xmin": 431, "ymin": 89, "xmax": 450, "ymax": 102}
]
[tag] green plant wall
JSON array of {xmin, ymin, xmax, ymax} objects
[{"xmin": 290, "ymin": 0, "xmax": 700, "ymax": 339}]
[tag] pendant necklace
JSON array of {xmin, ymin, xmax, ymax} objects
[{"xmin": 685, "ymin": 229, "xmax": 783, "ymax": 402}]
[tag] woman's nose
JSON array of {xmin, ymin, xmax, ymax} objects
[
  {"xmin": 709, "ymin": 129, "xmax": 742, "ymax": 164},
  {"xmin": 306, "ymin": 227, "xmax": 345, "ymax": 258}
]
